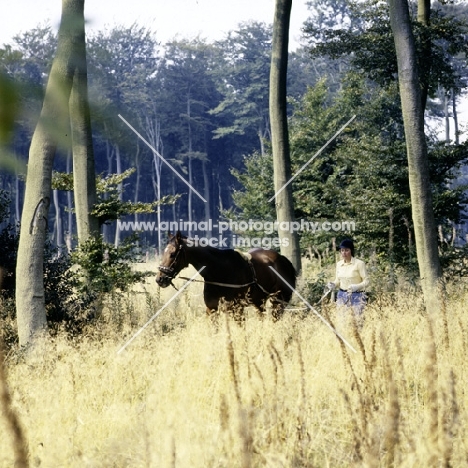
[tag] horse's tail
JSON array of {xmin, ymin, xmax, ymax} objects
[{"xmin": 274, "ymin": 254, "xmax": 297, "ymax": 302}]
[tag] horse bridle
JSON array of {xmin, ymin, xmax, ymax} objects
[{"xmin": 158, "ymin": 242, "xmax": 186, "ymax": 280}]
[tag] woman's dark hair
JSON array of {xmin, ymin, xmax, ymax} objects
[{"xmin": 339, "ymin": 239, "xmax": 355, "ymax": 256}]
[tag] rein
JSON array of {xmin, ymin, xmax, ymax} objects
[
  {"xmin": 161, "ymin": 243, "xmax": 270, "ymax": 294},
  {"xmin": 177, "ymin": 276, "xmax": 257, "ymax": 289},
  {"xmin": 178, "ymin": 258, "xmax": 271, "ymax": 295}
]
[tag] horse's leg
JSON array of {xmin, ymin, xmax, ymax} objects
[
  {"xmin": 248, "ymin": 287, "xmax": 267, "ymax": 320},
  {"xmin": 204, "ymin": 291, "xmax": 220, "ymax": 324},
  {"xmin": 270, "ymin": 296, "xmax": 285, "ymax": 321},
  {"xmin": 228, "ymin": 299, "xmax": 245, "ymax": 324}
]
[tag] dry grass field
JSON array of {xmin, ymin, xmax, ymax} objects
[{"xmin": 1, "ymin": 264, "xmax": 467, "ymax": 467}]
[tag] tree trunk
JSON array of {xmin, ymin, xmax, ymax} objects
[
  {"xmin": 70, "ymin": 21, "xmax": 100, "ymax": 244},
  {"xmin": 389, "ymin": 0, "xmax": 443, "ymax": 312},
  {"xmin": 133, "ymin": 141, "xmax": 141, "ymax": 224},
  {"xmin": 65, "ymin": 151, "xmax": 74, "ymax": 252},
  {"xmin": 443, "ymin": 91, "xmax": 450, "ymax": 143},
  {"xmin": 15, "ymin": 172, "xmax": 21, "ymax": 225},
  {"xmin": 114, "ymin": 144, "xmax": 122, "ymax": 247},
  {"xmin": 269, "ymin": 0, "xmax": 301, "ymax": 273},
  {"xmin": 146, "ymin": 115, "xmax": 163, "ymax": 253},
  {"xmin": 102, "ymin": 128, "xmax": 113, "ymax": 243},
  {"xmin": 186, "ymin": 96, "xmax": 193, "ymax": 237},
  {"xmin": 52, "ymin": 189, "xmax": 64, "ymax": 253},
  {"xmin": 202, "ymin": 159, "xmax": 211, "ymax": 236},
  {"xmin": 417, "ymin": 0, "xmax": 431, "ymax": 110},
  {"xmin": 16, "ymin": 0, "xmax": 85, "ymax": 346},
  {"xmin": 452, "ymin": 89, "xmax": 459, "ymax": 145}
]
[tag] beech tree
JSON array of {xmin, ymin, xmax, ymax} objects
[
  {"xmin": 388, "ymin": 0, "xmax": 442, "ymax": 311},
  {"xmin": 70, "ymin": 6, "xmax": 99, "ymax": 243},
  {"xmin": 15, "ymin": 0, "xmax": 86, "ymax": 346},
  {"xmin": 269, "ymin": 0, "xmax": 301, "ymax": 272}
]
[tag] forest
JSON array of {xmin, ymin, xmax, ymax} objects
[
  {"xmin": 0, "ymin": 19, "xmax": 313, "ymax": 253},
  {"xmin": 0, "ymin": 0, "xmax": 466, "ymax": 339},
  {"xmin": 0, "ymin": 0, "xmax": 467, "ymax": 340},
  {"xmin": 0, "ymin": 0, "xmax": 466, "ymax": 262},
  {"xmin": 1, "ymin": 1, "xmax": 468, "ymax": 466}
]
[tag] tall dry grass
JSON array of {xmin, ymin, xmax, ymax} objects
[{"xmin": 1, "ymin": 269, "xmax": 467, "ymax": 467}]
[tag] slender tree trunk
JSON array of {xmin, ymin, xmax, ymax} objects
[
  {"xmin": 258, "ymin": 127, "xmax": 265, "ymax": 157},
  {"xmin": 452, "ymin": 89, "xmax": 459, "ymax": 145},
  {"xmin": 444, "ymin": 91, "xmax": 450, "ymax": 143},
  {"xmin": 146, "ymin": 115, "xmax": 163, "ymax": 253},
  {"xmin": 52, "ymin": 189, "xmax": 63, "ymax": 253},
  {"xmin": 114, "ymin": 144, "xmax": 122, "ymax": 247},
  {"xmin": 15, "ymin": 172, "xmax": 21, "ymax": 225},
  {"xmin": 133, "ymin": 141, "xmax": 141, "ymax": 223},
  {"xmin": 66, "ymin": 151, "xmax": 74, "ymax": 252},
  {"xmin": 417, "ymin": 0, "xmax": 431, "ymax": 110},
  {"xmin": 187, "ymin": 96, "xmax": 193, "ymax": 236},
  {"xmin": 70, "ymin": 19, "xmax": 99, "ymax": 244},
  {"xmin": 269, "ymin": 0, "xmax": 301, "ymax": 273},
  {"xmin": 103, "ymin": 131, "xmax": 113, "ymax": 243},
  {"xmin": 389, "ymin": 0, "xmax": 443, "ymax": 312},
  {"xmin": 171, "ymin": 175, "xmax": 176, "ymax": 228},
  {"xmin": 16, "ymin": 0, "xmax": 84, "ymax": 346},
  {"xmin": 202, "ymin": 160, "xmax": 211, "ymax": 236}
]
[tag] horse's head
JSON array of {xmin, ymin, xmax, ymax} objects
[{"xmin": 156, "ymin": 231, "xmax": 188, "ymax": 288}]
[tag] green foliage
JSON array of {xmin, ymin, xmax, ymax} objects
[
  {"xmin": 232, "ymin": 72, "xmax": 468, "ymax": 270},
  {"xmin": 0, "ymin": 227, "xmax": 17, "ymax": 295},
  {"xmin": 211, "ymin": 22, "xmax": 272, "ymax": 148},
  {"xmin": 298, "ymin": 270, "xmax": 329, "ymax": 308},
  {"xmin": 0, "ymin": 72, "xmax": 20, "ymax": 144},
  {"xmin": 0, "ymin": 72, "xmax": 25, "ymax": 172},
  {"xmin": 0, "ymin": 189, "xmax": 10, "ymax": 223},
  {"xmin": 440, "ymin": 243, "xmax": 468, "ymax": 281},
  {"xmin": 70, "ymin": 234, "xmax": 153, "ymax": 297},
  {"xmin": 51, "ymin": 168, "xmax": 179, "ymax": 226},
  {"xmin": 90, "ymin": 196, "xmax": 178, "ymax": 225},
  {"xmin": 428, "ymin": 141, "xmax": 468, "ymax": 223},
  {"xmin": 0, "ymin": 221, "xmax": 93, "ymax": 339},
  {"xmin": 230, "ymin": 151, "xmax": 276, "ymax": 221},
  {"xmin": 290, "ymin": 75, "xmax": 468, "ymax": 265},
  {"xmin": 42, "ymin": 247, "xmax": 93, "ymax": 331},
  {"xmin": 2, "ymin": 20, "xmax": 318, "ymax": 234},
  {"xmin": 51, "ymin": 171, "xmax": 74, "ymax": 190},
  {"xmin": 304, "ymin": 0, "xmax": 468, "ymax": 100},
  {"xmin": 0, "ymin": 191, "xmax": 153, "ymax": 340},
  {"xmin": 92, "ymin": 168, "xmax": 179, "ymax": 224}
]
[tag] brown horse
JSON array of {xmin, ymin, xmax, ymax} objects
[{"xmin": 156, "ymin": 231, "xmax": 297, "ymax": 319}]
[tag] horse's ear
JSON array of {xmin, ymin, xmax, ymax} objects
[{"xmin": 175, "ymin": 230, "xmax": 188, "ymax": 244}]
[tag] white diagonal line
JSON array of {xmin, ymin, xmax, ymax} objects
[
  {"xmin": 268, "ymin": 266, "xmax": 357, "ymax": 353},
  {"xmin": 268, "ymin": 115, "xmax": 357, "ymax": 203},
  {"xmin": 117, "ymin": 267, "xmax": 206, "ymax": 354},
  {"xmin": 118, "ymin": 114, "xmax": 207, "ymax": 203}
]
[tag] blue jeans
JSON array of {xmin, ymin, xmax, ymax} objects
[{"xmin": 336, "ymin": 290, "xmax": 367, "ymax": 316}]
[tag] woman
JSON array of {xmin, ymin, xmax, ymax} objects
[{"xmin": 327, "ymin": 239, "xmax": 369, "ymax": 324}]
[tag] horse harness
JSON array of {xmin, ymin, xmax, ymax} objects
[{"xmin": 158, "ymin": 244, "xmax": 270, "ymax": 295}]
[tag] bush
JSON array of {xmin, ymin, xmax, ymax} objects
[
  {"xmin": 70, "ymin": 233, "xmax": 153, "ymax": 298},
  {"xmin": 0, "ymin": 226, "xmax": 93, "ymax": 341},
  {"xmin": 440, "ymin": 244, "xmax": 468, "ymax": 282}
]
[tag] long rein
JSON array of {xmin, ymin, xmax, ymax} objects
[
  {"xmin": 169, "ymin": 245, "xmax": 269, "ymax": 294},
  {"xmin": 163, "ymin": 244, "xmax": 304, "ymax": 309},
  {"xmin": 178, "ymin": 276, "xmax": 257, "ymax": 288}
]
